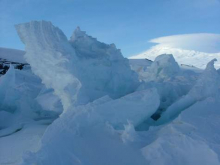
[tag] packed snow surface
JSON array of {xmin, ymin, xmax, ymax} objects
[{"xmin": 1, "ymin": 20, "xmax": 220, "ymax": 165}]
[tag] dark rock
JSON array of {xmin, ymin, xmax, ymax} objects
[{"xmin": 0, "ymin": 58, "xmax": 29, "ymax": 76}]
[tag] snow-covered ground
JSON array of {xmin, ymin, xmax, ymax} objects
[{"xmin": 1, "ymin": 21, "xmax": 220, "ymax": 165}]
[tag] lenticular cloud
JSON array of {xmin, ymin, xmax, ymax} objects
[{"xmin": 150, "ymin": 33, "xmax": 220, "ymax": 53}]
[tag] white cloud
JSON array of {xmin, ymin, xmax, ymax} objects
[{"xmin": 150, "ymin": 33, "xmax": 220, "ymax": 53}]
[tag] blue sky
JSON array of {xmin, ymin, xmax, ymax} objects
[{"xmin": 0, "ymin": 0, "xmax": 220, "ymax": 57}]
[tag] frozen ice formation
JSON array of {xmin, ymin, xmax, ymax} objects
[
  {"xmin": 69, "ymin": 26, "xmax": 140, "ymax": 101},
  {"xmin": 15, "ymin": 21, "xmax": 139, "ymax": 112},
  {"xmin": 70, "ymin": 26, "xmax": 124, "ymax": 61},
  {"xmin": 158, "ymin": 58, "xmax": 220, "ymax": 123},
  {"xmin": 21, "ymin": 88, "xmax": 160, "ymax": 165},
  {"xmin": 0, "ymin": 66, "xmax": 16, "ymax": 112},
  {"xmin": 142, "ymin": 54, "xmax": 180, "ymax": 81},
  {"xmin": 135, "ymin": 54, "xmax": 195, "ymax": 122},
  {"xmin": 189, "ymin": 59, "xmax": 220, "ymax": 99},
  {"xmin": 141, "ymin": 91, "xmax": 220, "ymax": 165},
  {"xmin": 1, "ymin": 20, "xmax": 220, "ymax": 165},
  {"xmin": 15, "ymin": 21, "xmax": 81, "ymax": 111}
]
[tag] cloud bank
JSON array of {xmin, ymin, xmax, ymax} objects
[{"xmin": 150, "ymin": 33, "xmax": 220, "ymax": 53}]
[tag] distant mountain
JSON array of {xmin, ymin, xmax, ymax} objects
[
  {"xmin": 130, "ymin": 45, "xmax": 220, "ymax": 69},
  {"xmin": 0, "ymin": 47, "xmax": 26, "ymax": 63},
  {"xmin": 0, "ymin": 47, "xmax": 28, "ymax": 75}
]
